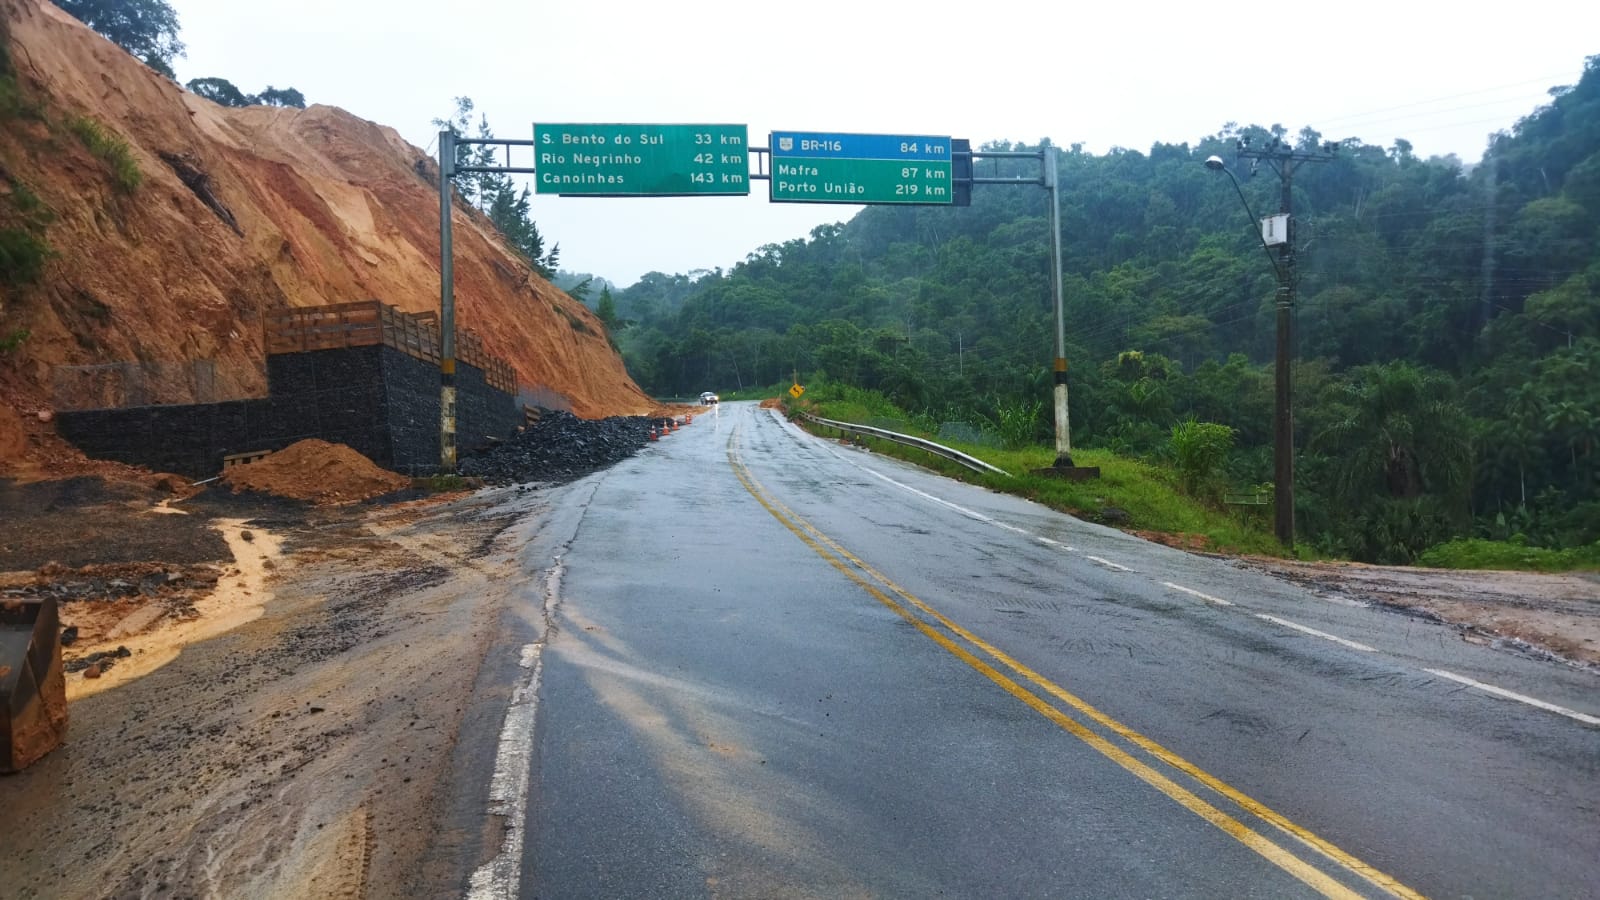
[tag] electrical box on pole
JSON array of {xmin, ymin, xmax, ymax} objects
[{"xmin": 1260, "ymin": 213, "xmax": 1289, "ymax": 246}]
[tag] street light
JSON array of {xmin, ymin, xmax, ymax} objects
[
  {"xmin": 1204, "ymin": 156, "xmax": 1283, "ymax": 279},
  {"xmin": 1204, "ymin": 153, "xmax": 1295, "ymax": 548}
]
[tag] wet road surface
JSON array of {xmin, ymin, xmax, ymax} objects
[{"xmin": 477, "ymin": 402, "xmax": 1599, "ymax": 898}]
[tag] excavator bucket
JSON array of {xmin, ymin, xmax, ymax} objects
[{"xmin": 1, "ymin": 596, "xmax": 68, "ymax": 773}]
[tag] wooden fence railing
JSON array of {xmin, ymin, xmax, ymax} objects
[{"xmin": 265, "ymin": 300, "xmax": 518, "ymax": 393}]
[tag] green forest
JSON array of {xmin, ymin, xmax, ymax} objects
[{"xmin": 595, "ymin": 56, "xmax": 1600, "ymax": 565}]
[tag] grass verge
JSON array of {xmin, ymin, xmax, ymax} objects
[
  {"xmin": 792, "ymin": 397, "xmax": 1283, "ymax": 557},
  {"xmin": 1417, "ymin": 539, "xmax": 1600, "ymax": 573}
]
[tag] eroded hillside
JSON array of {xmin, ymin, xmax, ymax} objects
[{"xmin": 0, "ymin": 0, "xmax": 650, "ymax": 459}]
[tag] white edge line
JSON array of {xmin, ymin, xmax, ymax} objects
[
  {"xmin": 1086, "ymin": 555, "xmax": 1131, "ymax": 572},
  {"xmin": 822, "ymin": 438, "xmax": 1002, "ymax": 526},
  {"xmin": 466, "ymin": 556, "xmax": 566, "ymax": 897},
  {"xmin": 792, "ymin": 416, "xmax": 1089, "ymax": 554},
  {"xmin": 1163, "ymin": 582, "xmax": 1235, "ymax": 607},
  {"xmin": 1253, "ymin": 613, "xmax": 1377, "ymax": 653},
  {"xmin": 466, "ymin": 642, "xmax": 543, "ymax": 899},
  {"xmin": 1424, "ymin": 668, "xmax": 1600, "ymax": 726},
  {"xmin": 1037, "ymin": 537, "xmax": 1077, "ymax": 551}
]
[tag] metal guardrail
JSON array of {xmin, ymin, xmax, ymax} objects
[{"xmin": 798, "ymin": 412, "xmax": 1010, "ymax": 477}]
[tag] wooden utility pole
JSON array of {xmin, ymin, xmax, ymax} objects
[{"xmin": 1230, "ymin": 136, "xmax": 1338, "ymax": 548}]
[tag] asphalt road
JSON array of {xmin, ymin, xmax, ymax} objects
[{"xmin": 472, "ymin": 401, "xmax": 1599, "ymax": 899}]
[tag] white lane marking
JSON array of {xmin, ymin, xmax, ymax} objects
[
  {"xmin": 1424, "ymin": 668, "xmax": 1600, "ymax": 726},
  {"xmin": 1252, "ymin": 614, "xmax": 1377, "ymax": 653},
  {"xmin": 466, "ymin": 642, "xmax": 543, "ymax": 899},
  {"xmin": 1163, "ymin": 582, "xmax": 1235, "ymax": 607},
  {"xmin": 1087, "ymin": 555, "xmax": 1131, "ymax": 572}
]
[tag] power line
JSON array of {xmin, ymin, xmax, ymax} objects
[{"xmin": 1306, "ymin": 71, "xmax": 1580, "ymax": 128}]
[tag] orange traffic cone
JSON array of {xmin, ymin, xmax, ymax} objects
[
  {"xmin": 686, "ymin": 413, "xmax": 693, "ymax": 425},
  {"xmin": 648, "ymin": 425, "xmax": 657, "ymax": 441}
]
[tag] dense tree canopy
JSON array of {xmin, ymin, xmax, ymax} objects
[
  {"xmin": 56, "ymin": 0, "xmax": 183, "ymax": 77},
  {"xmin": 613, "ymin": 55, "xmax": 1600, "ymax": 562},
  {"xmin": 185, "ymin": 78, "xmax": 306, "ymax": 109},
  {"xmin": 255, "ymin": 86, "xmax": 305, "ymax": 109},
  {"xmin": 184, "ymin": 77, "xmax": 248, "ymax": 107}
]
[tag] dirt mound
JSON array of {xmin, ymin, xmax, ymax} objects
[
  {"xmin": 220, "ymin": 439, "xmax": 408, "ymax": 505},
  {"xmin": 648, "ymin": 403, "xmax": 702, "ymax": 418}
]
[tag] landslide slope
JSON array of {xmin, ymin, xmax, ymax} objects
[{"xmin": 0, "ymin": 0, "xmax": 650, "ymax": 440}]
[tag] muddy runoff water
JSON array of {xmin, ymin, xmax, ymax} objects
[{"xmin": 0, "ymin": 487, "xmax": 546, "ymax": 898}]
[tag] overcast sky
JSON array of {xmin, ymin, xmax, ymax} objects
[{"xmin": 166, "ymin": 0, "xmax": 1597, "ymax": 288}]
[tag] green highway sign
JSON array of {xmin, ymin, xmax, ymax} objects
[
  {"xmin": 770, "ymin": 131, "xmax": 953, "ymax": 205},
  {"xmin": 533, "ymin": 124, "xmax": 749, "ymax": 196}
]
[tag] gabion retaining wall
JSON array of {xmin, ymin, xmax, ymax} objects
[{"xmin": 57, "ymin": 346, "xmax": 521, "ymax": 479}]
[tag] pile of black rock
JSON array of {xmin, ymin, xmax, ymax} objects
[
  {"xmin": 459, "ymin": 410, "xmax": 665, "ymax": 485},
  {"xmin": 4, "ymin": 570, "xmax": 192, "ymax": 604}
]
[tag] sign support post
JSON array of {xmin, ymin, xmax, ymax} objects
[
  {"xmin": 957, "ymin": 146, "xmax": 1094, "ymax": 477},
  {"xmin": 1045, "ymin": 150, "xmax": 1072, "ymax": 469},
  {"xmin": 436, "ymin": 132, "xmax": 538, "ymax": 473},
  {"xmin": 437, "ymin": 129, "xmax": 457, "ymax": 473}
]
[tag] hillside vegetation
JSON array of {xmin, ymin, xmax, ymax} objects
[{"xmin": 614, "ymin": 56, "xmax": 1600, "ymax": 565}]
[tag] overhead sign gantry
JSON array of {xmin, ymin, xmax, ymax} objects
[{"xmin": 435, "ymin": 123, "xmax": 1088, "ymax": 478}]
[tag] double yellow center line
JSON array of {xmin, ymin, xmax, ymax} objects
[{"xmin": 728, "ymin": 427, "xmax": 1422, "ymax": 900}]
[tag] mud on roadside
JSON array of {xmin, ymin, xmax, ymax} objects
[
  {"xmin": 1232, "ymin": 557, "xmax": 1600, "ymax": 670},
  {"xmin": 2, "ymin": 477, "xmax": 325, "ymax": 684},
  {"xmin": 0, "ymin": 476, "xmax": 540, "ymax": 898}
]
